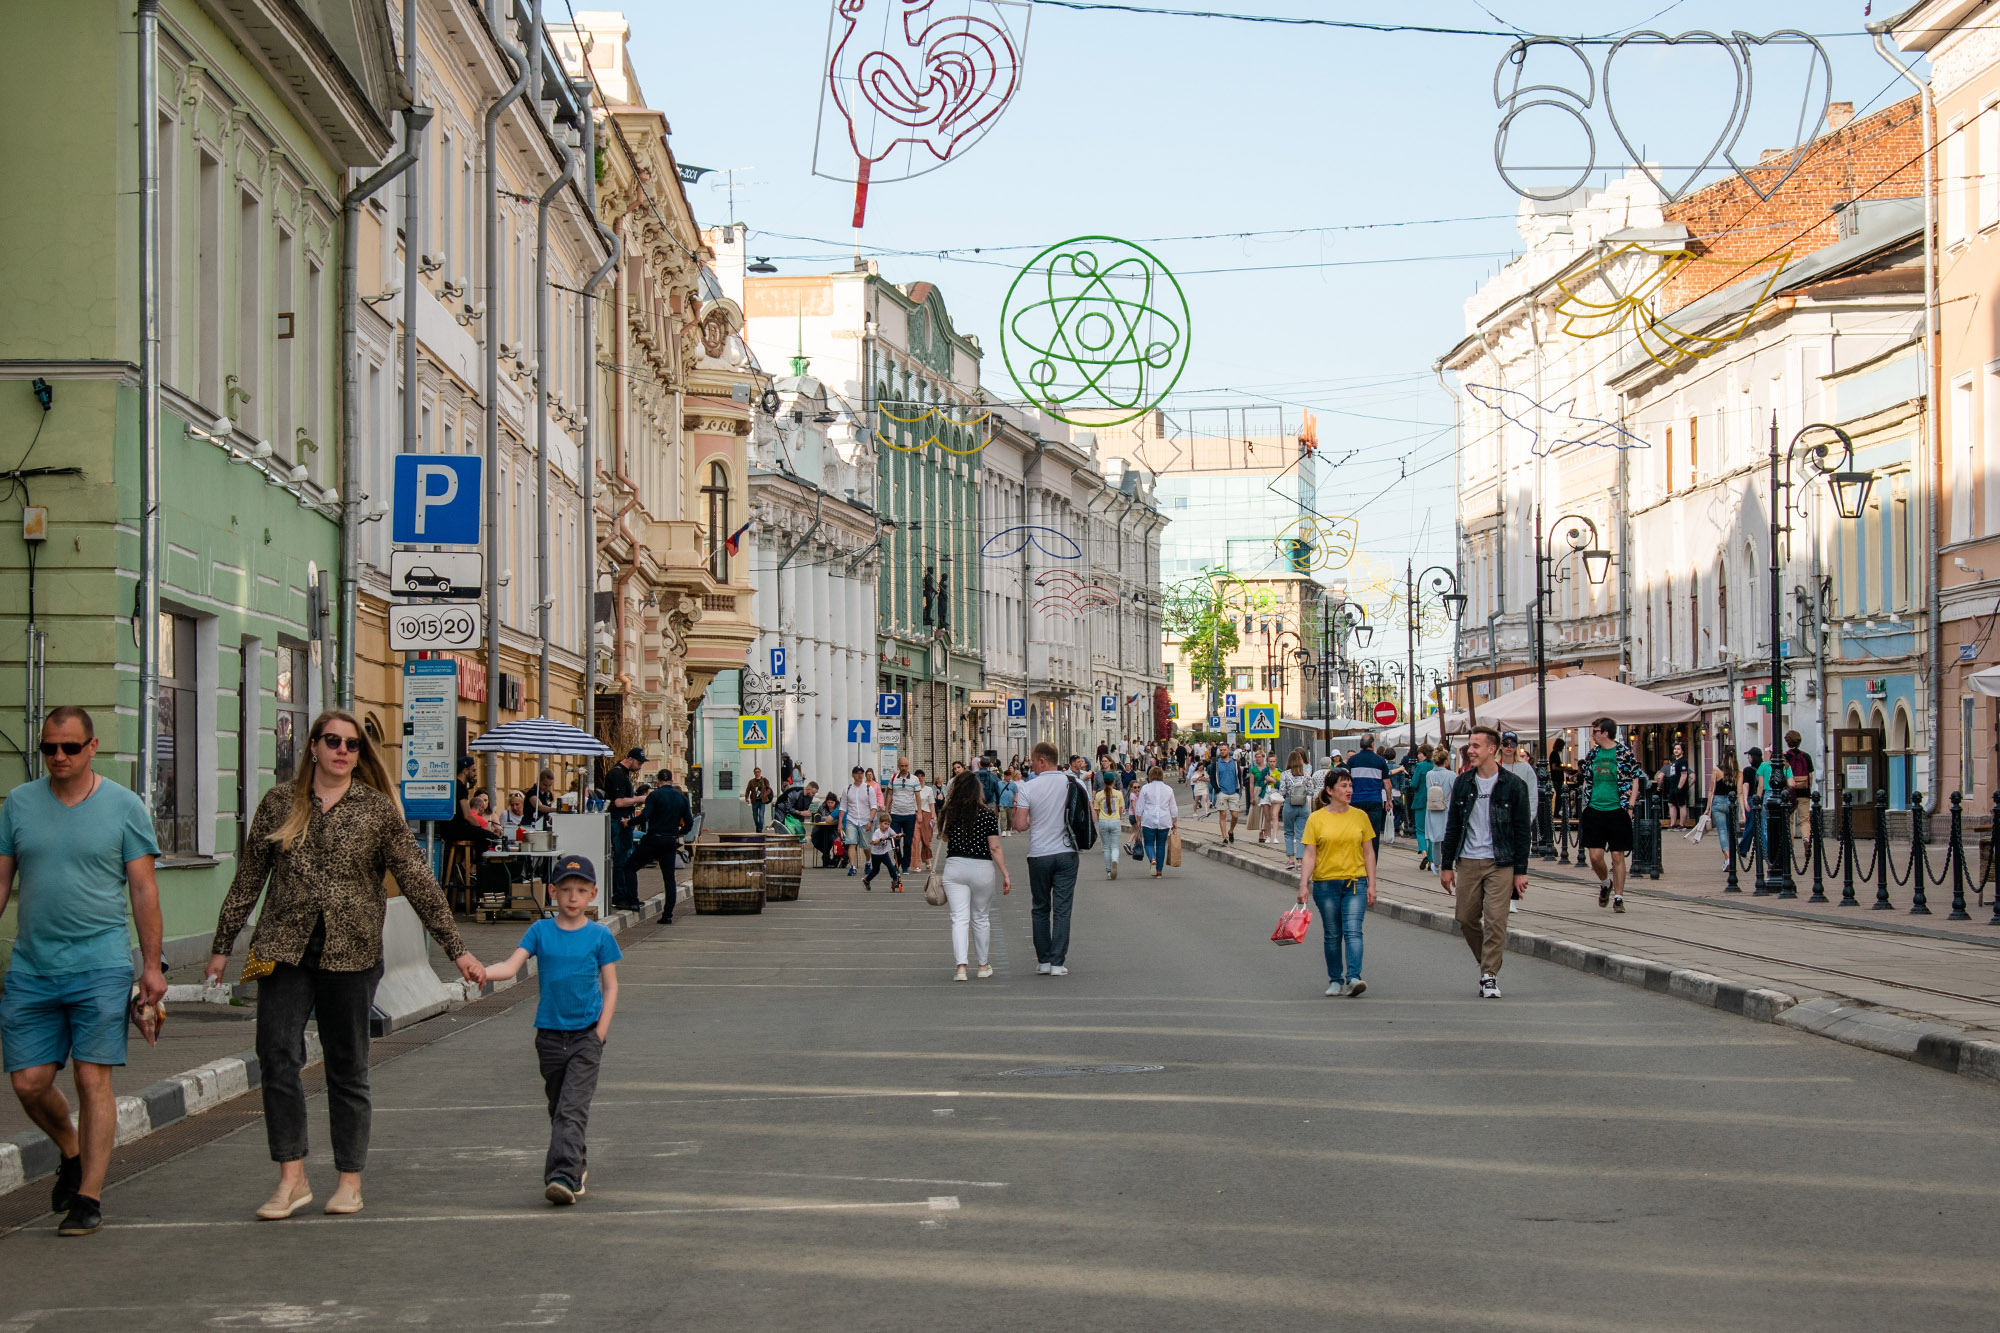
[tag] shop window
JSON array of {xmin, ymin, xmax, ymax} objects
[
  {"xmin": 156, "ymin": 612, "xmax": 199, "ymax": 856},
  {"xmin": 274, "ymin": 640, "xmax": 309, "ymax": 784}
]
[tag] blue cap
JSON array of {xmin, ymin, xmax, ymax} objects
[{"xmin": 550, "ymin": 854, "xmax": 596, "ymax": 885}]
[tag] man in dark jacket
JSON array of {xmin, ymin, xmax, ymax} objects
[
  {"xmin": 626, "ymin": 770, "xmax": 694, "ymax": 921},
  {"xmin": 1436, "ymin": 725, "xmax": 1532, "ymax": 1000}
]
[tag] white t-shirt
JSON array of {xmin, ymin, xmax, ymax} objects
[
  {"xmin": 1016, "ymin": 769, "xmax": 1078, "ymax": 858},
  {"xmin": 887, "ymin": 773, "xmax": 922, "ymax": 816},
  {"xmin": 917, "ymin": 784, "xmax": 936, "ymax": 814},
  {"xmin": 841, "ymin": 783, "xmax": 873, "ymax": 826},
  {"xmin": 1462, "ymin": 771, "xmax": 1500, "ymax": 860}
]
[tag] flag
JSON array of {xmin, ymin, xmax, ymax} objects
[{"xmin": 723, "ymin": 519, "xmax": 754, "ymax": 556}]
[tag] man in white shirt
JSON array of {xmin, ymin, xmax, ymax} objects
[
  {"xmin": 1012, "ymin": 741, "xmax": 1081, "ymax": 975},
  {"xmin": 840, "ymin": 767, "xmax": 873, "ymax": 876},
  {"xmin": 886, "ymin": 757, "xmax": 923, "ymax": 873}
]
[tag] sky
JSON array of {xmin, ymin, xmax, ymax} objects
[{"xmin": 609, "ymin": 0, "xmax": 1914, "ymax": 654}]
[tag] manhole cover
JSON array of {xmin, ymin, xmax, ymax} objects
[{"xmin": 993, "ymin": 1064, "xmax": 1165, "ymax": 1078}]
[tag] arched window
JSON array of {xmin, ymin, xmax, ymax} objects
[{"xmin": 703, "ymin": 461, "xmax": 731, "ymax": 582}]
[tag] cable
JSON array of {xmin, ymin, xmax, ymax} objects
[{"xmin": 1027, "ymin": 0, "xmax": 1885, "ymax": 41}]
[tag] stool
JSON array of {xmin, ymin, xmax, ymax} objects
[{"xmin": 443, "ymin": 842, "xmax": 476, "ymax": 914}]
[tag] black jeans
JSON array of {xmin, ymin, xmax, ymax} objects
[
  {"xmin": 611, "ymin": 819, "xmax": 638, "ymax": 905},
  {"xmin": 891, "ymin": 812, "xmax": 918, "ymax": 871},
  {"xmin": 536, "ymin": 1027, "xmax": 604, "ymax": 1187},
  {"xmin": 257, "ymin": 959, "xmax": 383, "ymax": 1173},
  {"xmin": 1357, "ymin": 802, "xmax": 1387, "ymax": 842},
  {"xmin": 1027, "ymin": 852, "xmax": 1079, "ymax": 966},
  {"xmin": 625, "ymin": 836, "xmax": 681, "ymax": 916}
]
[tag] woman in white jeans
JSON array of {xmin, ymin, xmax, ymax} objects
[{"xmin": 936, "ymin": 772, "xmax": 1010, "ymax": 982}]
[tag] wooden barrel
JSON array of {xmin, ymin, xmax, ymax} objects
[
  {"xmin": 691, "ymin": 842, "xmax": 765, "ymax": 915},
  {"xmin": 764, "ymin": 838, "xmax": 803, "ymax": 901}
]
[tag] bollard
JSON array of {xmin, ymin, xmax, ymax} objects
[
  {"xmin": 1535, "ymin": 779, "xmax": 1555, "ymax": 861},
  {"xmin": 1722, "ymin": 795, "xmax": 1741, "ymax": 893},
  {"xmin": 1630, "ymin": 777, "xmax": 1660, "ymax": 879},
  {"xmin": 1557, "ymin": 786, "xmax": 1573, "ymax": 866},
  {"xmin": 1837, "ymin": 790, "xmax": 1858, "ymax": 908},
  {"xmin": 1807, "ymin": 792, "xmax": 1828, "ymax": 904},
  {"xmin": 1948, "ymin": 791, "xmax": 1970, "ymax": 921},
  {"xmin": 1872, "ymin": 789, "xmax": 1892, "ymax": 910},
  {"xmin": 1751, "ymin": 791, "xmax": 1766, "ymax": 889},
  {"xmin": 1909, "ymin": 792, "xmax": 1931, "ymax": 916},
  {"xmin": 1988, "ymin": 788, "xmax": 2000, "ymax": 927}
]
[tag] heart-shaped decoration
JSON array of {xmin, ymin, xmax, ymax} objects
[
  {"xmin": 827, "ymin": 0, "xmax": 1023, "ymax": 180},
  {"xmin": 1721, "ymin": 30, "xmax": 1834, "ymax": 201},
  {"xmin": 1604, "ymin": 30, "xmax": 1748, "ymax": 205}
]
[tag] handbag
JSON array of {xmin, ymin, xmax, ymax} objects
[
  {"xmin": 1166, "ymin": 829, "xmax": 1182, "ymax": 868},
  {"xmin": 1271, "ymin": 904, "xmax": 1311, "ymax": 945},
  {"xmin": 240, "ymin": 947, "xmax": 276, "ymax": 983},
  {"xmin": 1683, "ymin": 809, "xmax": 1712, "ymax": 845},
  {"xmin": 921, "ymin": 865, "xmax": 945, "ymax": 906}
]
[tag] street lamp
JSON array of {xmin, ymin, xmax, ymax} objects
[
  {"xmin": 1406, "ymin": 563, "xmax": 1462, "ymax": 760},
  {"xmin": 1534, "ymin": 506, "xmax": 1612, "ymax": 858},
  {"xmin": 1760, "ymin": 417, "xmax": 1874, "ymax": 897}
]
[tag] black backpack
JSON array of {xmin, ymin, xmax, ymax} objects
[{"xmin": 1063, "ymin": 773, "xmax": 1099, "ymax": 851}]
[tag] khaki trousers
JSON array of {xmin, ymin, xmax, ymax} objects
[{"xmin": 1453, "ymin": 858, "xmax": 1512, "ymax": 976}]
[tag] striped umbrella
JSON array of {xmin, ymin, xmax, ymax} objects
[{"xmin": 466, "ymin": 717, "xmax": 613, "ymax": 757}]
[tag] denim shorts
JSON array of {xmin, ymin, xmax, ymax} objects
[{"xmin": 0, "ymin": 966, "xmax": 134, "ymax": 1072}]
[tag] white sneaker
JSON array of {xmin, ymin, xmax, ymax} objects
[
  {"xmin": 1346, "ymin": 979, "xmax": 1366, "ymax": 998},
  {"xmin": 1049, "ymin": 966, "xmax": 1069, "ymax": 976},
  {"xmin": 1508, "ymin": 899, "xmax": 1519, "ymax": 913},
  {"xmin": 1325, "ymin": 981, "xmax": 1347, "ymax": 997},
  {"xmin": 1036, "ymin": 963, "xmax": 1052, "ymax": 975},
  {"xmin": 1479, "ymin": 974, "xmax": 1501, "ymax": 999}
]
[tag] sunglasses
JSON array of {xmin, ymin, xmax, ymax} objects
[
  {"xmin": 316, "ymin": 734, "xmax": 364, "ymax": 753},
  {"xmin": 39, "ymin": 741, "xmax": 88, "ymax": 756}
]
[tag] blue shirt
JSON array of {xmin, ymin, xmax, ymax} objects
[
  {"xmin": 0, "ymin": 775, "xmax": 158, "ymax": 977},
  {"xmin": 1214, "ymin": 759, "xmax": 1239, "ymax": 794},
  {"xmin": 1347, "ymin": 749, "xmax": 1390, "ymax": 805},
  {"xmin": 520, "ymin": 917, "xmax": 622, "ymax": 1031}
]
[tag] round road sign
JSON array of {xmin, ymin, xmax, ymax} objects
[{"xmin": 1372, "ymin": 700, "xmax": 1400, "ymax": 727}]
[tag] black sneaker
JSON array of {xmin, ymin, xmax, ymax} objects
[
  {"xmin": 545, "ymin": 1178, "xmax": 578, "ymax": 1206},
  {"xmin": 57, "ymin": 1196, "xmax": 102, "ymax": 1236},
  {"xmin": 1598, "ymin": 881, "xmax": 1612, "ymax": 907},
  {"xmin": 50, "ymin": 1153, "xmax": 81, "ymax": 1214},
  {"xmin": 1613, "ymin": 895, "xmax": 1626, "ymax": 914}
]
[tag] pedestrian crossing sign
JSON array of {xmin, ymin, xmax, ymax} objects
[
  {"xmin": 1243, "ymin": 706, "xmax": 1278, "ymax": 739},
  {"xmin": 1169, "ymin": 702, "xmax": 1179, "ymax": 719},
  {"xmin": 738, "ymin": 715, "xmax": 773, "ymax": 748}
]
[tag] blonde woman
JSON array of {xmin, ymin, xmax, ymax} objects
[
  {"xmin": 1094, "ymin": 777, "xmax": 1127, "ymax": 879},
  {"xmin": 207, "ymin": 711, "xmax": 483, "ymax": 1221},
  {"xmin": 1278, "ymin": 748, "xmax": 1317, "ymax": 873}
]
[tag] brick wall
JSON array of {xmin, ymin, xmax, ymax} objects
[{"xmin": 1656, "ymin": 96, "xmax": 1926, "ymax": 313}]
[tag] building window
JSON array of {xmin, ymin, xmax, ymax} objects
[
  {"xmin": 1232, "ymin": 669, "xmax": 1253, "ymax": 690},
  {"xmin": 157, "ymin": 612, "xmax": 198, "ymax": 856},
  {"xmin": 704, "ymin": 461, "xmax": 731, "ymax": 582},
  {"xmin": 1164, "ymin": 663, "xmax": 1174, "ymax": 687},
  {"xmin": 274, "ymin": 641, "xmax": 308, "ymax": 784}
]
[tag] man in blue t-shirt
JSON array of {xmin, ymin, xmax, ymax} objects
[
  {"xmin": 1213, "ymin": 749, "xmax": 1244, "ymax": 843},
  {"xmin": 1347, "ymin": 735, "xmax": 1392, "ymax": 844},
  {"xmin": 0, "ymin": 706, "xmax": 166, "ymax": 1237},
  {"xmin": 480, "ymin": 855, "xmax": 621, "ymax": 1205}
]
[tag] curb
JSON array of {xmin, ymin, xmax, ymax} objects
[
  {"xmin": 0, "ymin": 886, "xmax": 680, "ymax": 1199},
  {"xmin": 1197, "ymin": 840, "xmax": 1999, "ymax": 1088}
]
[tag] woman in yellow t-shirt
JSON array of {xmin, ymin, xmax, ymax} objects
[{"xmin": 1294, "ymin": 768, "xmax": 1379, "ymax": 997}]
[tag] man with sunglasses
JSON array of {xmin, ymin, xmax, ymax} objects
[{"xmin": 0, "ymin": 706, "xmax": 167, "ymax": 1236}]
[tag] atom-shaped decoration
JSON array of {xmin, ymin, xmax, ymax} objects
[
  {"xmin": 1000, "ymin": 235, "xmax": 1190, "ymax": 428},
  {"xmin": 1274, "ymin": 513, "xmax": 1359, "ymax": 574},
  {"xmin": 875, "ymin": 398, "xmax": 994, "ymax": 455},
  {"xmin": 980, "ymin": 525, "xmax": 1082, "ymax": 561}
]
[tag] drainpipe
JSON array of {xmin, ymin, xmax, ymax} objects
[
  {"xmin": 402, "ymin": 0, "xmax": 423, "ymax": 483},
  {"xmin": 1870, "ymin": 23, "xmax": 1943, "ymax": 800},
  {"xmin": 138, "ymin": 0, "xmax": 161, "ymax": 799},
  {"xmin": 580, "ymin": 79, "xmax": 620, "ymax": 750},
  {"xmin": 340, "ymin": 104, "xmax": 431, "ymax": 710},
  {"xmin": 534, "ymin": 89, "xmax": 576, "ymax": 728},
  {"xmin": 483, "ymin": 0, "xmax": 532, "ymax": 783}
]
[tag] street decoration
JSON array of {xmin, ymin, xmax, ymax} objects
[
  {"xmin": 874, "ymin": 397, "xmax": 994, "ymax": 454},
  {"xmin": 1550, "ymin": 241, "xmax": 1792, "ymax": 371},
  {"xmin": 1274, "ymin": 512, "xmax": 1358, "ymax": 574},
  {"xmin": 1032, "ymin": 569, "xmax": 1120, "ymax": 618},
  {"xmin": 980, "ymin": 524, "xmax": 1081, "ymax": 560},
  {"xmin": 817, "ymin": 0, "xmax": 1029, "ymax": 228},
  {"xmin": 1000, "ymin": 235, "xmax": 1190, "ymax": 427},
  {"xmin": 1494, "ymin": 30, "xmax": 1833, "ymax": 204},
  {"xmin": 1465, "ymin": 384, "xmax": 1648, "ymax": 459}
]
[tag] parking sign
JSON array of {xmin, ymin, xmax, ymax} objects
[
  {"xmin": 877, "ymin": 693, "xmax": 903, "ymax": 718},
  {"xmin": 770, "ymin": 647, "xmax": 787, "ymax": 677},
  {"xmin": 391, "ymin": 454, "xmax": 482, "ymax": 546},
  {"xmin": 1006, "ymin": 697, "xmax": 1027, "ymax": 718}
]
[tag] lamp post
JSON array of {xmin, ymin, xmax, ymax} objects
[
  {"xmin": 1760, "ymin": 416, "xmax": 1875, "ymax": 897},
  {"xmin": 1406, "ymin": 562, "xmax": 1464, "ymax": 760},
  {"xmin": 1534, "ymin": 505, "xmax": 1613, "ymax": 859}
]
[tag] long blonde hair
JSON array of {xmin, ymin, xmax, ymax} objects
[{"xmin": 268, "ymin": 708, "xmax": 396, "ymax": 850}]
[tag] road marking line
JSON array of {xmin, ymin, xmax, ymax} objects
[{"xmin": 105, "ymin": 1198, "xmax": 950, "ymax": 1231}]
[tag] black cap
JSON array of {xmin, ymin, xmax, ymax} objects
[
  {"xmin": 457, "ymin": 755, "xmax": 477, "ymax": 771},
  {"xmin": 1501, "ymin": 731, "xmax": 1519, "ymax": 743},
  {"xmin": 626, "ymin": 748, "xmax": 648, "ymax": 761},
  {"xmin": 550, "ymin": 854, "xmax": 596, "ymax": 885}
]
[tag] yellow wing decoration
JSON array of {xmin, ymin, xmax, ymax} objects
[{"xmin": 1553, "ymin": 242, "xmax": 1791, "ymax": 372}]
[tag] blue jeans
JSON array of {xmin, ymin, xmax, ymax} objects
[
  {"xmin": 1311, "ymin": 878, "xmax": 1367, "ymax": 985},
  {"xmin": 751, "ymin": 802, "xmax": 767, "ymax": 832},
  {"xmin": 1099, "ymin": 819, "xmax": 1124, "ymax": 872},
  {"xmin": 1142, "ymin": 825, "xmax": 1170, "ymax": 871},
  {"xmin": 1281, "ymin": 804, "xmax": 1309, "ymax": 860},
  {"xmin": 1356, "ymin": 802, "xmax": 1387, "ymax": 841},
  {"xmin": 1737, "ymin": 802, "xmax": 1764, "ymax": 858}
]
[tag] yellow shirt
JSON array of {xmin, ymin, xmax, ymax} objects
[{"xmin": 1301, "ymin": 806, "xmax": 1374, "ymax": 881}]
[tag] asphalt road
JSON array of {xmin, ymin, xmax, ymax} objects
[{"xmin": 5, "ymin": 850, "xmax": 2000, "ymax": 1331}]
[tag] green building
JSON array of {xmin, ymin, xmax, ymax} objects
[{"xmin": 0, "ymin": 0, "xmax": 403, "ymax": 963}]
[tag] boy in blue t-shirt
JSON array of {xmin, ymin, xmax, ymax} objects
[{"xmin": 482, "ymin": 854, "xmax": 621, "ymax": 1205}]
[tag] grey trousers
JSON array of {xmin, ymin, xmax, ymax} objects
[
  {"xmin": 257, "ymin": 960, "xmax": 382, "ymax": 1173},
  {"xmin": 536, "ymin": 1027, "xmax": 604, "ymax": 1187}
]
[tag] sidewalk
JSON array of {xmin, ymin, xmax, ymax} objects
[{"xmin": 1177, "ymin": 796, "xmax": 2000, "ymax": 1043}]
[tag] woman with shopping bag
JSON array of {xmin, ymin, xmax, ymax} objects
[
  {"xmin": 1132, "ymin": 765, "xmax": 1179, "ymax": 878},
  {"xmin": 935, "ymin": 772, "xmax": 1009, "ymax": 982},
  {"xmin": 1294, "ymin": 768, "xmax": 1377, "ymax": 997}
]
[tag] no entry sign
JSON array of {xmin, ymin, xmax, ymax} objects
[{"xmin": 1372, "ymin": 700, "xmax": 1400, "ymax": 727}]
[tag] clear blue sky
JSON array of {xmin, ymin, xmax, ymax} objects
[{"xmin": 613, "ymin": 1, "xmax": 1910, "ymax": 632}]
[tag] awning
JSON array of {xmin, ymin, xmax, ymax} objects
[
  {"xmin": 1970, "ymin": 665, "xmax": 2000, "ymax": 698},
  {"xmin": 467, "ymin": 717, "xmax": 614, "ymax": 756},
  {"xmin": 1476, "ymin": 675, "xmax": 1699, "ymax": 732}
]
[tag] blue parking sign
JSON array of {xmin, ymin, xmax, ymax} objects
[
  {"xmin": 770, "ymin": 647, "xmax": 787, "ymax": 677},
  {"xmin": 1006, "ymin": 696, "xmax": 1027, "ymax": 718},
  {"xmin": 391, "ymin": 454, "xmax": 482, "ymax": 546},
  {"xmin": 877, "ymin": 693, "xmax": 903, "ymax": 718}
]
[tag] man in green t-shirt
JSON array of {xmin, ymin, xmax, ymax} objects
[{"xmin": 1577, "ymin": 716, "xmax": 1642, "ymax": 914}]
